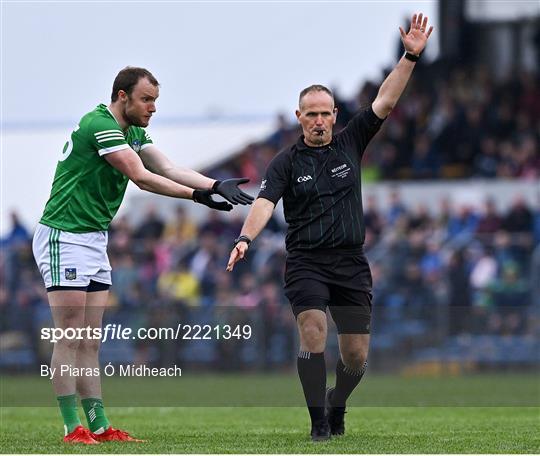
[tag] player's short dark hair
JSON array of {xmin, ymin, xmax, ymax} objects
[
  {"xmin": 111, "ymin": 67, "xmax": 159, "ymax": 102},
  {"xmin": 298, "ymin": 84, "xmax": 334, "ymax": 108}
]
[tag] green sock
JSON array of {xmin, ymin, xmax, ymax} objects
[
  {"xmin": 57, "ymin": 394, "xmax": 81, "ymax": 435},
  {"xmin": 81, "ymin": 397, "xmax": 110, "ymax": 434}
]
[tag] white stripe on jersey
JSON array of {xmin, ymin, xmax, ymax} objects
[
  {"xmin": 96, "ymin": 131, "xmax": 124, "ymax": 138},
  {"xmin": 97, "ymin": 135, "xmax": 126, "ymax": 143},
  {"xmin": 98, "ymin": 144, "xmax": 130, "ymax": 156},
  {"xmin": 94, "ymin": 129, "xmax": 123, "ymax": 137},
  {"xmin": 96, "ymin": 133, "xmax": 124, "ymax": 140}
]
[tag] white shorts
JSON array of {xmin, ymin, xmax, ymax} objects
[{"xmin": 32, "ymin": 223, "xmax": 112, "ymax": 289}]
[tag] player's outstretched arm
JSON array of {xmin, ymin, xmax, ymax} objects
[
  {"xmin": 226, "ymin": 198, "xmax": 275, "ymax": 271},
  {"xmin": 140, "ymin": 146, "xmax": 254, "ymax": 205},
  {"xmin": 371, "ymin": 12, "xmax": 433, "ymax": 120},
  {"xmin": 140, "ymin": 145, "xmax": 215, "ymax": 189},
  {"xmin": 106, "ymin": 147, "xmax": 195, "ymax": 198},
  {"xmin": 105, "ymin": 147, "xmax": 232, "ymax": 211}
]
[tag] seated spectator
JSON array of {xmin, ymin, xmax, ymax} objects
[
  {"xmin": 502, "ymin": 195, "xmax": 533, "ymax": 234},
  {"xmin": 134, "ymin": 204, "xmax": 165, "ymax": 241},
  {"xmin": 364, "ymin": 195, "xmax": 384, "ymax": 240},
  {"xmin": 473, "ymin": 137, "xmax": 499, "ymax": 178},
  {"xmin": 163, "ymin": 205, "xmax": 197, "ymax": 247},
  {"xmin": 411, "ymin": 134, "xmax": 439, "ymax": 179},
  {"xmin": 386, "ymin": 189, "xmax": 407, "ymax": 226},
  {"xmin": 408, "ymin": 203, "xmax": 432, "ymax": 232},
  {"xmin": 515, "ymin": 135, "xmax": 540, "ymax": 179},
  {"xmin": 109, "ymin": 215, "xmax": 134, "ymax": 254},
  {"xmin": 266, "ymin": 113, "xmax": 293, "ymax": 150},
  {"xmin": 476, "ymin": 198, "xmax": 502, "ymax": 235},
  {"xmin": 487, "ymin": 261, "xmax": 530, "ymax": 335},
  {"xmin": 1, "ymin": 211, "xmax": 30, "ymax": 248},
  {"xmin": 447, "ymin": 205, "xmax": 479, "ymax": 239},
  {"xmin": 158, "ymin": 260, "xmax": 200, "ymax": 308}
]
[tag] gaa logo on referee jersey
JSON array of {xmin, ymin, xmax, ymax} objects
[
  {"xmin": 297, "ymin": 175, "xmax": 312, "ymax": 183},
  {"xmin": 65, "ymin": 268, "xmax": 77, "ymax": 280},
  {"xmin": 132, "ymin": 139, "xmax": 141, "ymax": 153}
]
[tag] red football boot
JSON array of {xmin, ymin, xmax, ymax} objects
[
  {"xmin": 93, "ymin": 426, "xmax": 146, "ymax": 442},
  {"xmin": 63, "ymin": 425, "xmax": 100, "ymax": 444}
]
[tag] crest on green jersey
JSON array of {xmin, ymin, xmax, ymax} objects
[{"xmin": 132, "ymin": 139, "xmax": 141, "ymax": 153}]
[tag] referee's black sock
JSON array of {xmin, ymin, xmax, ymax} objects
[
  {"xmin": 297, "ymin": 351, "xmax": 326, "ymax": 423},
  {"xmin": 332, "ymin": 358, "xmax": 367, "ymax": 407}
]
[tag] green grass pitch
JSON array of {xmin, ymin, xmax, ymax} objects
[{"xmin": 1, "ymin": 373, "xmax": 539, "ymax": 453}]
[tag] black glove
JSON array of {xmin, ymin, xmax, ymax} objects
[
  {"xmin": 193, "ymin": 189, "xmax": 233, "ymax": 211},
  {"xmin": 212, "ymin": 178, "xmax": 254, "ymax": 205}
]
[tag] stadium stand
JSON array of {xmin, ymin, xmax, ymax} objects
[
  {"xmin": 2, "ymin": 11, "xmax": 539, "ymax": 373},
  {"xmin": 1, "ymin": 191, "xmax": 538, "ymax": 372},
  {"xmin": 202, "ymin": 64, "xmax": 539, "ymax": 183}
]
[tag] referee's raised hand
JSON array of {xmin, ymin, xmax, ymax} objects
[{"xmin": 399, "ymin": 12, "xmax": 433, "ymax": 56}]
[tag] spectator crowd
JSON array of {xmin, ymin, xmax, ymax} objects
[
  {"xmin": 1, "ymin": 190, "xmax": 538, "ymax": 371},
  {"xmin": 203, "ymin": 64, "xmax": 540, "ymax": 183},
  {"xmin": 2, "ymin": 57, "xmax": 539, "ymax": 372}
]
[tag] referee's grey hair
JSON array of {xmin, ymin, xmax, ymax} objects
[{"xmin": 298, "ymin": 84, "xmax": 334, "ymax": 108}]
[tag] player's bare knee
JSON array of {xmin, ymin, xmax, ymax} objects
[
  {"xmin": 298, "ymin": 314, "xmax": 326, "ymax": 348},
  {"xmin": 299, "ymin": 324, "xmax": 326, "ymax": 351},
  {"xmin": 78, "ymin": 337, "xmax": 100, "ymax": 354},
  {"xmin": 55, "ymin": 335, "xmax": 81, "ymax": 352},
  {"xmin": 302, "ymin": 325, "xmax": 325, "ymax": 343},
  {"xmin": 341, "ymin": 350, "xmax": 367, "ymax": 371},
  {"xmin": 298, "ymin": 317, "xmax": 325, "ymax": 337}
]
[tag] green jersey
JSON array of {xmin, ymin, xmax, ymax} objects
[{"xmin": 40, "ymin": 104, "xmax": 153, "ymax": 233}]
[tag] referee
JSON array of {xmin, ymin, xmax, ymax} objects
[{"xmin": 227, "ymin": 13, "xmax": 433, "ymax": 441}]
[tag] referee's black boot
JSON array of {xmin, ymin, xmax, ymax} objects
[
  {"xmin": 325, "ymin": 387, "xmax": 346, "ymax": 436},
  {"xmin": 310, "ymin": 418, "xmax": 331, "ymax": 442}
]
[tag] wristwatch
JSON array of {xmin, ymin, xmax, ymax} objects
[
  {"xmin": 234, "ymin": 235, "xmax": 252, "ymax": 247},
  {"xmin": 404, "ymin": 51, "xmax": 420, "ymax": 62}
]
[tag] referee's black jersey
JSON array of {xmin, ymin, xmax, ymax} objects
[{"xmin": 258, "ymin": 106, "xmax": 384, "ymax": 252}]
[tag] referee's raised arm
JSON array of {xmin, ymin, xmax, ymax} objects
[{"xmin": 372, "ymin": 12, "xmax": 433, "ymax": 119}]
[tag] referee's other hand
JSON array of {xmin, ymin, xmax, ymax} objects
[{"xmin": 226, "ymin": 242, "xmax": 248, "ymax": 272}]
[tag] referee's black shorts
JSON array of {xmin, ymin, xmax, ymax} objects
[{"xmin": 284, "ymin": 246, "xmax": 372, "ymax": 334}]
